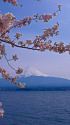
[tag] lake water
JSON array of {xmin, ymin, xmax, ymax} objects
[{"xmin": 0, "ymin": 91, "xmax": 70, "ymax": 125}]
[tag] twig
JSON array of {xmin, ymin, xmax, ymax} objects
[{"xmin": 4, "ymin": 54, "xmax": 17, "ymax": 72}]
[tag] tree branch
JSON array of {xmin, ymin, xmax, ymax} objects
[
  {"xmin": 0, "ymin": 38, "xmax": 40, "ymax": 51},
  {"xmin": 4, "ymin": 54, "xmax": 17, "ymax": 71}
]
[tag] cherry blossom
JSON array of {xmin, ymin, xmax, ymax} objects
[
  {"xmin": 12, "ymin": 54, "xmax": 18, "ymax": 61},
  {"xmin": 16, "ymin": 67, "xmax": 23, "ymax": 74},
  {"xmin": 0, "ymin": 12, "xmax": 16, "ymax": 35},
  {"xmin": 14, "ymin": 33, "xmax": 22, "ymax": 40},
  {"xmin": 18, "ymin": 41, "xmax": 25, "ymax": 46},
  {"xmin": 0, "ymin": 102, "xmax": 4, "ymax": 117},
  {"xmin": 3, "ymin": 0, "xmax": 18, "ymax": 6},
  {"xmin": 0, "ymin": 102, "xmax": 2, "ymax": 107}
]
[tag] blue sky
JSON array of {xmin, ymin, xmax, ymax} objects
[{"xmin": 0, "ymin": 0, "xmax": 70, "ymax": 79}]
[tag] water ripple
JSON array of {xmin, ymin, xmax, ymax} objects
[{"xmin": 0, "ymin": 91, "xmax": 70, "ymax": 125}]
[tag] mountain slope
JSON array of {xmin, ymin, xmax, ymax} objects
[
  {"xmin": 0, "ymin": 76, "xmax": 70, "ymax": 88},
  {"xmin": 18, "ymin": 76, "xmax": 70, "ymax": 88}
]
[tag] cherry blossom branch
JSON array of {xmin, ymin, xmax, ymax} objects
[
  {"xmin": 4, "ymin": 53, "xmax": 17, "ymax": 72},
  {"xmin": 0, "ymin": 38, "xmax": 40, "ymax": 51},
  {"xmin": 0, "ymin": 38, "xmax": 70, "ymax": 54},
  {"xmin": 0, "ymin": 6, "xmax": 61, "ymax": 38},
  {"xmin": 0, "ymin": 67, "xmax": 26, "ymax": 88},
  {"xmin": 2, "ymin": 0, "xmax": 41, "ymax": 6},
  {"xmin": 4, "ymin": 53, "xmax": 24, "ymax": 74}
]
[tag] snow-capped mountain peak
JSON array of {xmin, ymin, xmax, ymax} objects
[{"xmin": 22, "ymin": 66, "xmax": 48, "ymax": 77}]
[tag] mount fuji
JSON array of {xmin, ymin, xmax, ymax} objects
[
  {"xmin": 21, "ymin": 66, "xmax": 48, "ymax": 77},
  {"xmin": 0, "ymin": 66, "xmax": 70, "ymax": 89}
]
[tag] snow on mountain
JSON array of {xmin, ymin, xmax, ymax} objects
[{"xmin": 22, "ymin": 66, "xmax": 48, "ymax": 77}]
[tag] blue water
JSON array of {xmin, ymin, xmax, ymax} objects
[{"xmin": 0, "ymin": 91, "xmax": 70, "ymax": 125}]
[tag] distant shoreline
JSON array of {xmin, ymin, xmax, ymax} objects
[{"xmin": 0, "ymin": 87, "xmax": 70, "ymax": 91}]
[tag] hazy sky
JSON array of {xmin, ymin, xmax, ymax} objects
[{"xmin": 0, "ymin": 0, "xmax": 70, "ymax": 79}]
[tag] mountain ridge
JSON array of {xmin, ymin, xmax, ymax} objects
[
  {"xmin": 0, "ymin": 75, "xmax": 70, "ymax": 88},
  {"xmin": 0, "ymin": 67, "xmax": 70, "ymax": 88}
]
